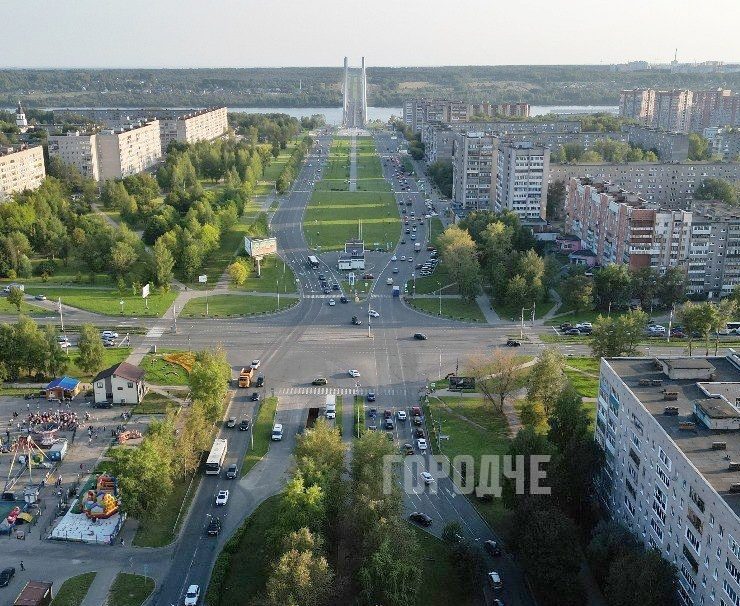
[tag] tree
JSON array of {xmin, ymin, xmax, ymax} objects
[
  {"xmin": 427, "ymin": 160, "xmax": 453, "ymax": 198},
  {"xmin": 688, "ymin": 133, "xmax": 711, "ymax": 161},
  {"xmin": 188, "ymin": 347, "xmax": 231, "ymax": 422},
  {"xmin": 604, "ymin": 549, "xmax": 678, "ymax": 606},
  {"xmin": 227, "ymin": 260, "xmax": 249, "ymax": 286},
  {"xmin": 677, "ymin": 301, "xmax": 716, "ymax": 355},
  {"xmin": 109, "ymin": 240, "xmax": 138, "ymax": 277},
  {"xmin": 152, "ymin": 237, "xmax": 174, "ymax": 289},
  {"xmin": 561, "ymin": 274, "xmax": 593, "ymax": 313},
  {"xmin": 630, "ymin": 266, "xmax": 658, "ymax": 311},
  {"xmin": 695, "ymin": 177, "xmax": 738, "ymax": 206},
  {"xmin": 656, "ymin": 266, "xmax": 686, "ymax": 309},
  {"xmin": 503, "ymin": 428, "xmax": 555, "ymax": 510},
  {"xmin": 44, "ymin": 325, "xmax": 68, "ymax": 378},
  {"xmin": 7, "ymin": 286, "xmax": 23, "ymax": 312},
  {"xmin": 587, "ymin": 521, "xmax": 640, "ymax": 588},
  {"xmin": 265, "ymin": 540, "xmax": 333, "ymax": 606},
  {"xmin": 479, "ymin": 220, "xmax": 514, "ymax": 300},
  {"xmin": 436, "ymin": 225, "xmax": 480, "ymax": 301},
  {"xmin": 546, "ymin": 180, "xmax": 566, "ymax": 221},
  {"xmin": 465, "ymin": 349, "xmax": 524, "ymax": 413},
  {"xmin": 505, "ymin": 274, "xmax": 529, "ymax": 309},
  {"xmin": 593, "ymin": 264, "xmax": 632, "ymax": 311},
  {"xmin": 76, "ymin": 324, "xmax": 105, "ymax": 375},
  {"xmin": 712, "ymin": 299, "xmax": 736, "ymax": 355},
  {"xmin": 590, "ymin": 310, "xmax": 648, "ymax": 358},
  {"xmin": 527, "ymin": 347, "xmax": 567, "ymax": 416}
]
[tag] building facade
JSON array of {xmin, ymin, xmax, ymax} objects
[
  {"xmin": 93, "ymin": 362, "xmax": 146, "ymax": 405},
  {"xmin": 550, "ymin": 162, "xmax": 740, "ymax": 207},
  {"xmin": 452, "ymin": 131, "xmax": 498, "ymax": 211},
  {"xmin": 422, "ymin": 123, "xmax": 456, "ymax": 163},
  {"xmin": 495, "ymin": 142, "xmax": 549, "ymax": 222},
  {"xmin": 653, "ymin": 90, "xmax": 693, "ymax": 133},
  {"xmin": 0, "ymin": 144, "xmax": 46, "ymax": 198},
  {"xmin": 48, "ymin": 131, "xmax": 100, "ymax": 181},
  {"xmin": 95, "ymin": 121, "xmax": 162, "ymax": 181},
  {"xmin": 691, "ymin": 90, "xmax": 740, "ymax": 131},
  {"xmin": 623, "ymin": 125, "xmax": 690, "ymax": 162},
  {"xmin": 159, "ymin": 107, "xmax": 228, "ymax": 150},
  {"xmin": 619, "ymin": 88, "xmax": 656, "ymax": 125},
  {"xmin": 595, "ymin": 353, "xmax": 740, "ymax": 606},
  {"xmin": 704, "ymin": 128, "xmax": 740, "ymax": 161}
]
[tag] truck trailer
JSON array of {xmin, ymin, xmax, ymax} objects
[{"xmin": 238, "ymin": 367, "xmax": 254, "ymax": 388}]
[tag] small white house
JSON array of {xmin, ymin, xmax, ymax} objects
[{"xmin": 93, "ymin": 362, "xmax": 147, "ymax": 405}]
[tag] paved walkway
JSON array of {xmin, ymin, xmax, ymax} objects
[
  {"xmin": 476, "ymin": 292, "xmax": 501, "ymax": 324},
  {"xmin": 80, "ymin": 567, "xmax": 118, "ymax": 606},
  {"xmin": 540, "ymin": 288, "xmax": 563, "ymax": 322},
  {"xmin": 348, "ymin": 135, "xmax": 357, "ymax": 192}
]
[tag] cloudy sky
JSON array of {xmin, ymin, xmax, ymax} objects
[{"xmin": 4, "ymin": 0, "xmax": 739, "ymax": 68}]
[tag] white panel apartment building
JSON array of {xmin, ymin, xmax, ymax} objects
[
  {"xmin": 0, "ymin": 144, "xmax": 46, "ymax": 198},
  {"xmin": 452, "ymin": 131, "xmax": 497, "ymax": 211},
  {"xmin": 95, "ymin": 121, "xmax": 162, "ymax": 181},
  {"xmin": 495, "ymin": 142, "xmax": 549, "ymax": 221},
  {"xmin": 48, "ymin": 131, "xmax": 100, "ymax": 181},
  {"xmin": 159, "ymin": 107, "xmax": 228, "ymax": 150},
  {"xmin": 595, "ymin": 353, "xmax": 740, "ymax": 606}
]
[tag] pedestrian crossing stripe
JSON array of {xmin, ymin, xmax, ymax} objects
[
  {"xmin": 145, "ymin": 326, "xmax": 165, "ymax": 338},
  {"xmin": 276, "ymin": 387, "xmax": 409, "ymax": 396}
]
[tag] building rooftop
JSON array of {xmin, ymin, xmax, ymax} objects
[
  {"xmin": 0, "ymin": 144, "xmax": 41, "ymax": 158},
  {"xmin": 606, "ymin": 354, "xmax": 740, "ymax": 515},
  {"xmin": 175, "ymin": 107, "xmax": 226, "ymax": 121}
]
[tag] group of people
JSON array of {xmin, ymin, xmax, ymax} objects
[{"xmin": 26, "ymin": 409, "xmax": 80, "ymax": 430}]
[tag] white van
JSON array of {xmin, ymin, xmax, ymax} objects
[
  {"xmin": 325, "ymin": 395, "xmax": 336, "ymax": 419},
  {"xmin": 271, "ymin": 423, "xmax": 283, "ymax": 441}
]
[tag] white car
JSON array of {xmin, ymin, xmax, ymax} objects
[
  {"xmin": 421, "ymin": 471, "xmax": 434, "ymax": 485},
  {"xmin": 251, "ymin": 359, "xmax": 261, "ymax": 369},
  {"xmin": 391, "ymin": 255, "xmax": 397, "ymax": 262},
  {"xmin": 59, "ymin": 341, "xmax": 71, "ymax": 349},
  {"xmin": 271, "ymin": 423, "xmax": 283, "ymax": 441},
  {"xmin": 400, "ymin": 255, "xmax": 406, "ymax": 261},
  {"xmin": 226, "ymin": 417, "xmax": 236, "ymax": 428},
  {"xmin": 215, "ymin": 490, "xmax": 229, "ymax": 506},
  {"xmin": 417, "ymin": 438, "xmax": 428, "ymax": 452},
  {"xmin": 184, "ymin": 585, "xmax": 200, "ymax": 606},
  {"xmin": 101, "ymin": 330, "xmax": 118, "ymax": 339},
  {"xmin": 368, "ymin": 310, "xmax": 380, "ymax": 318},
  {"xmin": 397, "ymin": 410, "xmax": 407, "ymax": 421},
  {"xmin": 348, "ymin": 369, "xmax": 361, "ymax": 378},
  {"xmin": 328, "ymin": 299, "xmax": 336, "ymax": 306}
]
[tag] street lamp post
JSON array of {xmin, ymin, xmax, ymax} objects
[
  {"xmin": 276, "ymin": 279, "xmax": 280, "ymax": 310},
  {"xmin": 438, "ymin": 281, "xmax": 442, "ymax": 316},
  {"xmin": 119, "ymin": 300, "xmax": 124, "ymax": 315}
]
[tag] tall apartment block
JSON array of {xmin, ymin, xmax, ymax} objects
[
  {"xmin": 653, "ymin": 90, "xmax": 693, "ymax": 133},
  {"xmin": 495, "ymin": 142, "xmax": 549, "ymax": 222},
  {"xmin": 0, "ymin": 144, "xmax": 46, "ymax": 198},
  {"xmin": 492, "ymin": 103, "xmax": 530, "ymax": 118},
  {"xmin": 159, "ymin": 107, "xmax": 228, "ymax": 150},
  {"xmin": 595, "ymin": 352, "xmax": 740, "ymax": 606},
  {"xmin": 96, "ymin": 121, "xmax": 162, "ymax": 181},
  {"xmin": 691, "ymin": 90, "xmax": 740, "ymax": 131},
  {"xmin": 623, "ymin": 125, "xmax": 690, "ymax": 162},
  {"xmin": 619, "ymin": 88, "xmax": 656, "ymax": 125},
  {"xmin": 704, "ymin": 128, "xmax": 740, "ymax": 161},
  {"xmin": 564, "ymin": 178, "xmax": 691, "ymax": 270},
  {"xmin": 403, "ymin": 98, "xmax": 529, "ymax": 133},
  {"xmin": 688, "ymin": 201, "xmax": 740, "ymax": 298},
  {"xmin": 48, "ymin": 131, "xmax": 101, "ymax": 181},
  {"xmin": 452, "ymin": 131, "xmax": 498, "ymax": 211}
]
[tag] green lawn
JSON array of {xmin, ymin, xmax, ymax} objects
[
  {"xmin": 410, "ymin": 264, "xmax": 455, "ymax": 295},
  {"xmin": 408, "ymin": 297, "xmax": 486, "ymax": 323},
  {"xmin": 0, "ymin": 297, "xmax": 50, "ymax": 316},
  {"xmin": 180, "ymin": 294, "xmax": 298, "ymax": 318},
  {"xmin": 313, "ymin": 137, "xmax": 350, "ymax": 191},
  {"xmin": 133, "ymin": 471, "xmax": 199, "ymax": 546},
  {"xmin": 411, "ymin": 527, "xmax": 475, "ymax": 606},
  {"xmin": 425, "ymin": 395, "xmax": 513, "ymax": 530},
  {"xmin": 23, "ymin": 287, "xmax": 176, "ymax": 318},
  {"xmin": 262, "ymin": 142, "xmax": 297, "ymax": 182},
  {"xmin": 140, "ymin": 351, "xmax": 190, "ymax": 385},
  {"xmin": 107, "ymin": 573, "xmax": 155, "ymax": 606},
  {"xmin": 353, "ymin": 395, "xmax": 365, "ymax": 439},
  {"xmin": 206, "ymin": 494, "xmax": 281, "ymax": 606},
  {"xmin": 429, "ymin": 217, "xmax": 444, "ymax": 246},
  {"xmin": 356, "ymin": 178, "xmax": 391, "ymax": 192},
  {"xmin": 335, "ymin": 394, "xmax": 343, "ymax": 436},
  {"xmin": 131, "ymin": 392, "xmax": 180, "ymax": 415},
  {"xmin": 50, "ymin": 572, "xmax": 96, "ymax": 606},
  {"xmin": 492, "ymin": 299, "xmax": 556, "ymax": 322},
  {"xmin": 234, "ymin": 254, "xmax": 297, "ymax": 293},
  {"xmin": 563, "ymin": 356, "xmax": 600, "ymax": 399},
  {"xmin": 241, "ymin": 396, "xmax": 278, "ymax": 477},
  {"xmin": 61, "ymin": 347, "xmax": 131, "ymax": 383}
]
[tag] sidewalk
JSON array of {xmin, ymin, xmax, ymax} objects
[
  {"xmin": 80, "ymin": 567, "xmax": 118, "ymax": 606},
  {"xmin": 476, "ymin": 292, "xmax": 501, "ymax": 324}
]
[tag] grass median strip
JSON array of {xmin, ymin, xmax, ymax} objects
[
  {"xmin": 24, "ymin": 287, "xmax": 176, "ymax": 318},
  {"xmin": 180, "ymin": 294, "xmax": 298, "ymax": 317},
  {"xmin": 107, "ymin": 573, "xmax": 155, "ymax": 606},
  {"xmin": 50, "ymin": 572, "xmax": 96, "ymax": 606},
  {"xmin": 241, "ymin": 395, "xmax": 278, "ymax": 477},
  {"xmin": 407, "ymin": 297, "xmax": 486, "ymax": 323},
  {"xmin": 353, "ymin": 395, "xmax": 365, "ymax": 438}
]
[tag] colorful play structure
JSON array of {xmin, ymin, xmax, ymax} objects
[{"xmin": 81, "ymin": 474, "xmax": 120, "ymax": 519}]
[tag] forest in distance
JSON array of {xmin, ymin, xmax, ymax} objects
[{"xmin": 2, "ymin": 65, "xmax": 740, "ymax": 108}]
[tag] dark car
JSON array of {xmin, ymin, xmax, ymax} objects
[
  {"xmin": 362, "ymin": 273, "xmax": 374, "ymax": 280},
  {"xmin": 312, "ymin": 377, "xmax": 328, "ymax": 385},
  {"xmin": 351, "ymin": 316, "xmax": 362, "ymax": 325},
  {"xmin": 413, "ymin": 333, "xmax": 427, "ymax": 340},
  {"xmin": 239, "ymin": 419, "xmax": 251, "ymax": 431},
  {"xmin": 402, "ymin": 443, "xmax": 414, "ymax": 455},
  {"xmin": 484, "ymin": 540, "xmax": 502, "ymax": 557},
  {"xmin": 559, "ymin": 322, "xmax": 573, "ymax": 331},
  {"xmin": 323, "ymin": 288, "xmax": 331, "ymax": 294},
  {"xmin": 207, "ymin": 517, "xmax": 222, "ymax": 536},
  {"xmin": 255, "ymin": 375, "xmax": 264, "ymax": 387},
  {"xmin": 415, "ymin": 428, "xmax": 425, "ymax": 439},
  {"xmin": 565, "ymin": 328, "xmax": 581, "ymax": 335},
  {"xmin": 506, "ymin": 339, "xmax": 521, "ymax": 347},
  {"xmin": 409, "ymin": 512, "xmax": 432, "ymax": 527},
  {"xmin": 0, "ymin": 567, "xmax": 15, "ymax": 587},
  {"xmin": 367, "ymin": 391, "xmax": 376, "ymax": 402},
  {"xmin": 368, "ymin": 407, "xmax": 378, "ymax": 418},
  {"xmin": 332, "ymin": 283, "xmax": 340, "ymax": 291},
  {"xmin": 383, "ymin": 409, "xmax": 392, "ymax": 419},
  {"xmin": 340, "ymin": 296, "xmax": 348, "ymax": 303},
  {"xmin": 251, "ymin": 392, "xmax": 260, "ymax": 402}
]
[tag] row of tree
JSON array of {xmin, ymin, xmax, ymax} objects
[
  {"xmin": 276, "ymin": 136, "xmax": 313, "ymax": 194},
  {"xmin": 427, "ymin": 159, "xmax": 453, "ymax": 198},
  {"xmin": 550, "ymin": 139, "xmax": 659, "ymax": 164},
  {"xmin": 393, "ymin": 120, "xmax": 424, "ymax": 159}
]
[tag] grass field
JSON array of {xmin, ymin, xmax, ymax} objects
[
  {"xmin": 335, "ymin": 394, "xmax": 343, "ymax": 436},
  {"xmin": 563, "ymin": 356, "xmax": 600, "ymax": 399},
  {"xmin": 58, "ymin": 347, "xmax": 131, "ymax": 383},
  {"xmin": 353, "ymin": 394, "xmax": 365, "ymax": 439},
  {"xmin": 50, "ymin": 572, "xmax": 96, "ymax": 606},
  {"xmin": 131, "ymin": 392, "xmax": 180, "ymax": 415},
  {"xmin": 233, "ymin": 254, "xmax": 297, "ymax": 294},
  {"xmin": 408, "ymin": 297, "xmax": 486, "ymax": 323},
  {"xmin": 492, "ymin": 299, "xmax": 556, "ymax": 322},
  {"xmin": 313, "ymin": 137, "xmax": 350, "ymax": 191},
  {"xmin": 133, "ymin": 472, "xmax": 199, "ymax": 547},
  {"xmin": 411, "ymin": 527, "xmax": 475, "ymax": 606},
  {"xmin": 180, "ymin": 294, "xmax": 298, "ymax": 317},
  {"xmin": 23, "ymin": 286, "xmax": 176, "ymax": 318},
  {"xmin": 140, "ymin": 351, "xmax": 190, "ymax": 386},
  {"xmin": 429, "ymin": 217, "xmax": 444, "ymax": 246},
  {"xmin": 0, "ymin": 297, "xmax": 50, "ymax": 316},
  {"xmin": 207, "ymin": 494, "xmax": 281, "ymax": 606},
  {"xmin": 262, "ymin": 142, "xmax": 297, "ymax": 182},
  {"xmin": 241, "ymin": 396, "xmax": 278, "ymax": 477},
  {"xmin": 425, "ymin": 395, "xmax": 513, "ymax": 531},
  {"xmin": 410, "ymin": 265, "xmax": 456, "ymax": 295},
  {"xmin": 107, "ymin": 573, "xmax": 155, "ymax": 606}
]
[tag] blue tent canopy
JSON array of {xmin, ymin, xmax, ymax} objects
[{"xmin": 45, "ymin": 376, "xmax": 80, "ymax": 391}]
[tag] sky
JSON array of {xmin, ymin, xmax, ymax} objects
[{"xmin": 4, "ymin": 0, "xmax": 740, "ymax": 68}]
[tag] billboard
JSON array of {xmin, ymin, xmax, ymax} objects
[
  {"xmin": 141, "ymin": 283, "xmax": 150, "ymax": 299},
  {"xmin": 448, "ymin": 376, "xmax": 476, "ymax": 391},
  {"xmin": 244, "ymin": 237, "xmax": 277, "ymax": 258}
]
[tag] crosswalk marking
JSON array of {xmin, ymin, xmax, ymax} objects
[{"xmin": 145, "ymin": 326, "xmax": 165, "ymax": 338}]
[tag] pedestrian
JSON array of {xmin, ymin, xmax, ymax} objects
[
  {"xmin": 120, "ymin": 538, "xmax": 125, "ymax": 546},
  {"xmin": 26, "ymin": 402, "xmax": 30, "ymax": 411},
  {"xmin": 19, "ymin": 561, "xmax": 24, "ymax": 571}
]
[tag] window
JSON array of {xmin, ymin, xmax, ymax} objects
[
  {"xmin": 657, "ymin": 465, "xmax": 671, "ymax": 489},
  {"xmin": 651, "ymin": 517, "xmax": 664, "ymax": 540},
  {"xmin": 127, "ymin": 382, "xmax": 133, "ymax": 388},
  {"xmin": 687, "ymin": 527, "xmax": 702, "ymax": 555},
  {"xmin": 728, "ymin": 558, "xmax": 740, "ymax": 588},
  {"xmin": 659, "ymin": 446, "xmax": 672, "ymax": 472},
  {"xmin": 96, "ymin": 382, "xmax": 103, "ymax": 388}
]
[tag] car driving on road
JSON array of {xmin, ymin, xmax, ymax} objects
[
  {"xmin": 184, "ymin": 585, "xmax": 200, "ymax": 605},
  {"xmin": 409, "ymin": 512, "xmax": 432, "ymax": 527},
  {"xmin": 215, "ymin": 490, "xmax": 229, "ymax": 506},
  {"xmin": 348, "ymin": 369, "xmax": 361, "ymax": 377}
]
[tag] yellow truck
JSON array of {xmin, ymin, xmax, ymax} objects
[{"xmin": 238, "ymin": 367, "xmax": 254, "ymax": 388}]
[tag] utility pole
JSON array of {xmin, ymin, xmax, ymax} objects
[{"xmin": 58, "ymin": 298, "xmax": 64, "ymax": 334}]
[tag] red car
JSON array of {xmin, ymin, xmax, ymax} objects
[
  {"xmin": 383, "ymin": 409, "xmax": 392, "ymax": 419},
  {"xmin": 411, "ymin": 406, "xmax": 422, "ymax": 417}
]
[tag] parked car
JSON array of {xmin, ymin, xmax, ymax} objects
[
  {"xmin": 409, "ymin": 512, "xmax": 432, "ymax": 527},
  {"xmin": 0, "ymin": 567, "xmax": 15, "ymax": 587},
  {"xmin": 505, "ymin": 339, "xmax": 521, "ymax": 347},
  {"xmin": 312, "ymin": 377, "xmax": 328, "ymax": 385},
  {"xmin": 101, "ymin": 330, "xmax": 118, "ymax": 339},
  {"xmin": 207, "ymin": 517, "xmax": 222, "ymax": 536},
  {"xmin": 487, "ymin": 571, "xmax": 503, "ymax": 590},
  {"xmin": 565, "ymin": 328, "xmax": 581, "ymax": 335},
  {"xmin": 34, "ymin": 294, "xmax": 46, "ymax": 301}
]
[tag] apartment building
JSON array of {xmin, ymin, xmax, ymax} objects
[
  {"xmin": 704, "ymin": 128, "xmax": 740, "ymax": 161},
  {"xmin": 405, "ymin": 99, "xmax": 532, "ymax": 133},
  {"xmin": 491, "ymin": 103, "xmax": 530, "ymax": 118},
  {"xmin": 0, "ymin": 144, "xmax": 46, "ymax": 198},
  {"xmin": 48, "ymin": 131, "xmax": 100, "ymax": 181},
  {"xmin": 595, "ymin": 352, "xmax": 740, "ymax": 606},
  {"xmin": 687, "ymin": 200, "xmax": 740, "ymax": 298},
  {"xmin": 691, "ymin": 90, "xmax": 740, "ymax": 131},
  {"xmin": 422, "ymin": 122, "xmax": 456, "ymax": 163},
  {"xmin": 96, "ymin": 121, "xmax": 162, "ymax": 181},
  {"xmin": 495, "ymin": 142, "xmax": 549, "ymax": 222},
  {"xmin": 653, "ymin": 90, "xmax": 693, "ymax": 133},
  {"xmin": 159, "ymin": 107, "xmax": 228, "ymax": 150},
  {"xmin": 619, "ymin": 88, "xmax": 656, "ymax": 125},
  {"xmin": 452, "ymin": 131, "xmax": 498, "ymax": 211},
  {"xmin": 550, "ymin": 162, "xmax": 740, "ymax": 207},
  {"xmin": 564, "ymin": 178, "xmax": 691, "ymax": 270},
  {"xmin": 623, "ymin": 125, "xmax": 690, "ymax": 162}
]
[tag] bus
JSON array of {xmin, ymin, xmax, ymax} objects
[
  {"xmin": 308, "ymin": 255, "xmax": 320, "ymax": 269},
  {"xmin": 726, "ymin": 322, "xmax": 740, "ymax": 334},
  {"xmin": 205, "ymin": 438, "xmax": 228, "ymax": 475}
]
